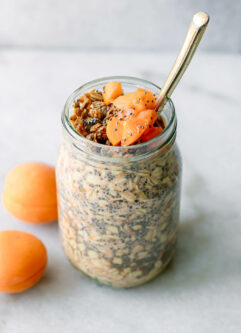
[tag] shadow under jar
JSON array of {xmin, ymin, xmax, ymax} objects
[{"xmin": 56, "ymin": 76, "xmax": 182, "ymax": 288}]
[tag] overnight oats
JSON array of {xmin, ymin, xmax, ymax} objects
[{"xmin": 56, "ymin": 76, "xmax": 182, "ymax": 288}]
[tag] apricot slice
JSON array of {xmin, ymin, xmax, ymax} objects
[
  {"xmin": 106, "ymin": 117, "xmax": 124, "ymax": 146},
  {"xmin": 136, "ymin": 88, "xmax": 156, "ymax": 109},
  {"xmin": 113, "ymin": 92, "xmax": 146, "ymax": 112},
  {"xmin": 113, "ymin": 89, "xmax": 156, "ymax": 112},
  {"xmin": 2, "ymin": 162, "xmax": 57, "ymax": 224},
  {"xmin": 106, "ymin": 109, "xmax": 136, "ymax": 145},
  {"xmin": 141, "ymin": 126, "xmax": 163, "ymax": 143},
  {"xmin": 121, "ymin": 109, "xmax": 157, "ymax": 146},
  {"xmin": 103, "ymin": 81, "xmax": 123, "ymax": 105},
  {"xmin": 0, "ymin": 230, "xmax": 47, "ymax": 293}
]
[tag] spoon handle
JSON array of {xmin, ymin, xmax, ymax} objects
[{"xmin": 155, "ymin": 12, "xmax": 209, "ymax": 112}]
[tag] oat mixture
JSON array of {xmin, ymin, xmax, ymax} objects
[{"xmin": 56, "ymin": 80, "xmax": 182, "ymax": 288}]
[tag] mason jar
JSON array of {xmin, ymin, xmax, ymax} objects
[{"xmin": 56, "ymin": 76, "xmax": 182, "ymax": 288}]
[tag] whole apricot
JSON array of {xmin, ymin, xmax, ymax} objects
[
  {"xmin": 2, "ymin": 162, "xmax": 57, "ymax": 224},
  {"xmin": 0, "ymin": 230, "xmax": 47, "ymax": 293}
]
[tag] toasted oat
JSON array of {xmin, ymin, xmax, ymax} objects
[
  {"xmin": 89, "ymin": 108, "xmax": 104, "ymax": 120},
  {"xmin": 90, "ymin": 123, "xmax": 102, "ymax": 132}
]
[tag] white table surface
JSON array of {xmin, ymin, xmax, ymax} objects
[{"xmin": 0, "ymin": 50, "xmax": 241, "ymax": 333}]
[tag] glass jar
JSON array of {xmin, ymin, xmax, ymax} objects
[{"xmin": 56, "ymin": 76, "xmax": 182, "ymax": 288}]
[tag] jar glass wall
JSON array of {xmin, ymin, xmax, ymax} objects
[{"xmin": 56, "ymin": 76, "xmax": 182, "ymax": 288}]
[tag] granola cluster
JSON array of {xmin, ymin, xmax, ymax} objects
[{"xmin": 70, "ymin": 89, "xmax": 116, "ymax": 145}]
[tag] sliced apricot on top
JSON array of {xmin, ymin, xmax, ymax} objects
[
  {"xmin": 113, "ymin": 89, "xmax": 156, "ymax": 112},
  {"xmin": 113, "ymin": 92, "xmax": 146, "ymax": 113},
  {"xmin": 103, "ymin": 81, "xmax": 123, "ymax": 105},
  {"xmin": 140, "ymin": 109, "xmax": 158, "ymax": 138},
  {"xmin": 106, "ymin": 117, "xmax": 124, "ymax": 146},
  {"xmin": 121, "ymin": 109, "xmax": 157, "ymax": 146},
  {"xmin": 106, "ymin": 109, "xmax": 136, "ymax": 145},
  {"xmin": 136, "ymin": 88, "xmax": 156, "ymax": 109},
  {"xmin": 116, "ymin": 108, "xmax": 137, "ymax": 120},
  {"xmin": 141, "ymin": 126, "xmax": 163, "ymax": 143}
]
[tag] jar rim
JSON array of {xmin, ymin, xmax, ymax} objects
[{"xmin": 62, "ymin": 76, "xmax": 177, "ymax": 159}]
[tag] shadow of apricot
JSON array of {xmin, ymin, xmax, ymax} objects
[{"xmin": 38, "ymin": 253, "xmax": 93, "ymax": 296}]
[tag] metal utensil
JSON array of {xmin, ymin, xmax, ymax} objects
[{"xmin": 155, "ymin": 11, "xmax": 209, "ymax": 112}]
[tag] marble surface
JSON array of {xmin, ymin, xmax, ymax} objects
[{"xmin": 0, "ymin": 51, "xmax": 241, "ymax": 332}]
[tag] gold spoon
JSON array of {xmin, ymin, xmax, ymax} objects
[{"xmin": 155, "ymin": 11, "xmax": 210, "ymax": 112}]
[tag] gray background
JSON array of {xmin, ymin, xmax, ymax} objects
[{"xmin": 0, "ymin": 0, "xmax": 240, "ymax": 52}]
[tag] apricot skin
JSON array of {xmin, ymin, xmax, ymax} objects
[
  {"xmin": 0, "ymin": 230, "xmax": 47, "ymax": 293},
  {"xmin": 2, "ymin": 162, "xmax": 57, "ymax": 224}
]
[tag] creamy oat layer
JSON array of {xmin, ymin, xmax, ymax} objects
[{"xmin": 56, "ymin": 138, "xmax": 181, "ymax": 288}]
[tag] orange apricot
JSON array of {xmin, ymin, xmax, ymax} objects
[
  {"xmin": 106, "ymin": 109, "xmax": 136, "ymax": 145},
  {"xmin": 2, "ymin": 162, "xmax": 57, "ymax": 224},
  {"xmin": 113, "ymin": 89, "xmax": 156, "ymax": 112},
  {"xmin": 0, "ymin": 230, "xmax": 47, "ymax": 293},
  {"xmin": 121, "ymin": 109, "xmax": 157, "ymax": 146},
  {"xmin": 141, "ymin": 126, "xmax": 163, "ymax": 143},
  {"xmin": 106, "ymin": 117, "xmax": 124, "ymax": 146},
  {"xmin": 136, "ymin": 88, "xmax": 156, "ymax": 109},
  {"xmin": 103, "ymin": 81, "xmax": 123, "ymax": 105},
  {"xmin": 113, "ymin": 92, "xmax": 146, "ymax": 112}
]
